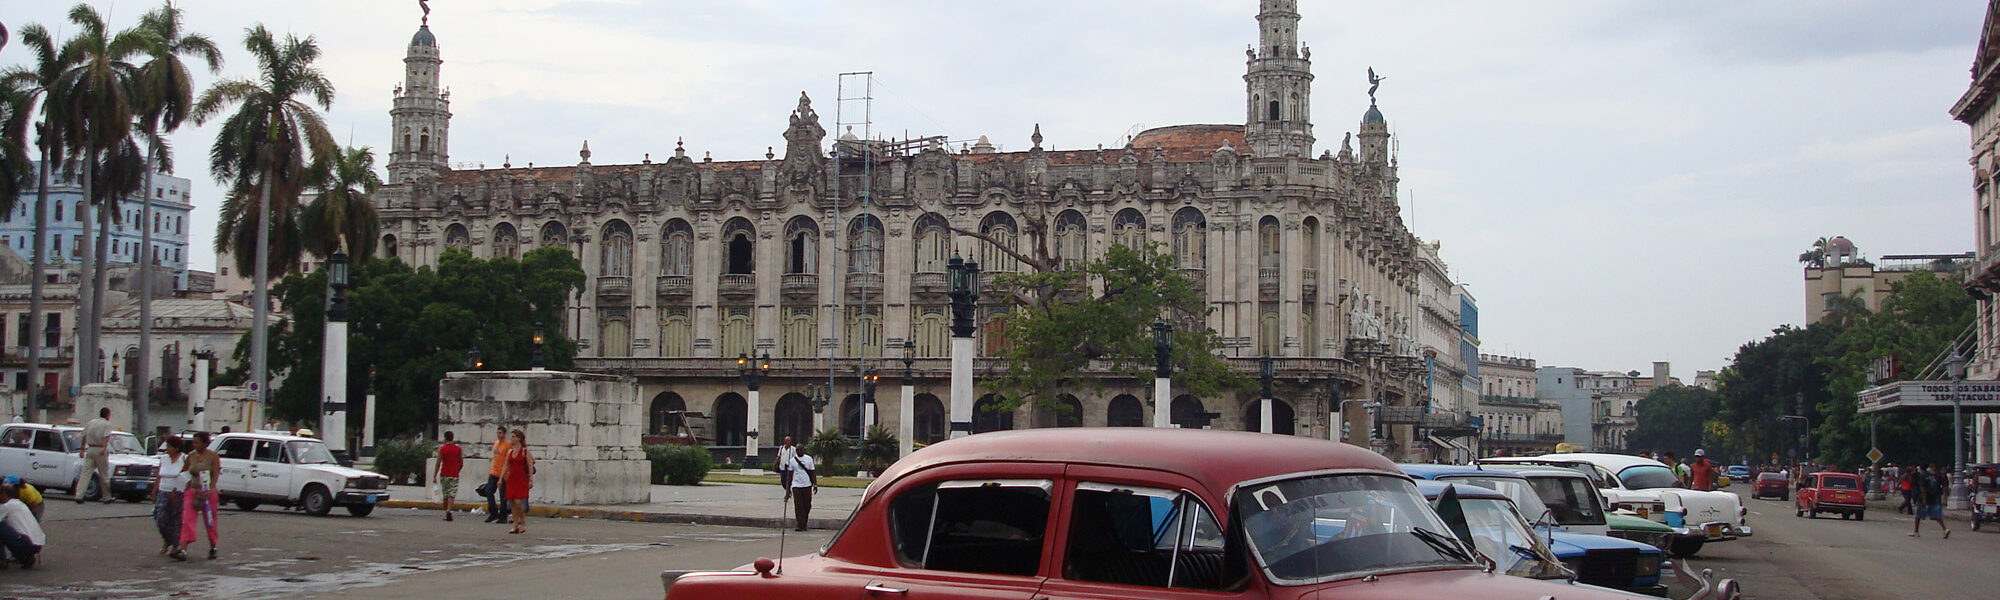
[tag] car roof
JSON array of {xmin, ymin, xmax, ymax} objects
[
  {"xmin": 876, "ymin": 428, "xmax": 1400, "ymax": 492},
  {"xmin": 217, "ymin": 431, "xmax": 318, "ymax": 443},
  {"xmin": 1504, "ymin": 452, "xmax": 1669, "ymax": 471},
  {"xmin": 7, "ymin": 423, "xmax": 132, "ymax": 436},
  {"xmin": 1413, "ymin": 479, "xmax": 1512, "ymax": 501},
  {"xmin": 1479, "ymin": 464, "xmax": 1590, "ymax": 479},
  {"xmin": 1755, "ymin": 472, "xmax": 1787, "ymax": 479},
  {"xmin": 1810, "ymin": 471, "xmax": 1858, "ymax": 478},
  {"xmin": 1398, "ymin": 463, "xmax": 1527, "ymax": 481}
]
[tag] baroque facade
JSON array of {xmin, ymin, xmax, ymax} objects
[
  {"xmin": 374, "ymin": 2, "xmax": 1458, "ymax": 462},
  {"xmin": 1954, "ymin": 0, "xmax": 2000, "ymax": 464}
]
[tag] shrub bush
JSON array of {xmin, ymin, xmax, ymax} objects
[
  {"xmin": 804, "ymin": 428, "xmax": 852, "ymax": 467},
  {"xmin": 648, "ymin": 444, "xmax": 714, "ymax": 485},
  {"xmin": 374, "ymin": 438, "xmax": 433, "ymax": 486},
  {"xmin": 856, "ymin": 426, "xmax": 898, "ymax": 473}
]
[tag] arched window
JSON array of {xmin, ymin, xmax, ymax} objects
[
  {"xmin": 600, "ymin": 220, "xmax": 634, "ymax": 276},
  {"xmin": 419, "ymin": 130, "xmax": 430, "ymax": 155},
  {"xmin": 1107, "ymin": 395, "xmax": 1144, "ymax": 427},
  {"xmin": 382, "ymin": 234, "xmax": 398, "ymax": 259},
  {"xmin": 1258, "ymin": 216, "xmax": 1280, "ymax": 268},
  {"xmin": 1171, "ymin": 395, "xmax": 1206, "ymax": 429},
  {"xmin": 845, "ymin": 308, "xmax": 882, "ymax": 358},
  {"xmin": 914, "ymin": 213, "xmax": 949, "ymax": 273},
  {"xmin": 720, "ymin": 309, "xmax": 753, "ymax": 357},
  {"xmin": 648, "ymin": 392, "xmax": 685, "ymax": 436},
  {"xmin": 540, "ymin": 221, "xmax": 568, "ymax": 247},
  {"xmin": 1112, "ymin": 208, "xmax": 1147, "ymax": 250},
  {"xmin": 492, "ymin": 222, "xmax": 519, "ymax": 259},
  {"xmin": 1039, "ymin": 394, "xmax": 1084, "ymax": 428},
  {"xmin": 444, "ymin": 223, "xmax": 470, "ymax": 249},
  {"xmin": 774, "ymin": 393, "xmax": 813, "ymax": 444},
  {"xmin": 782, "ymin": 309, "xmax": 817, "ymax": 357},
  {"xmin": 1054, "ymin": 210, "xmax": 1087, "ymax": 267},
  {"xmin": 840, "ymin": 394, "xmax": 864, "ymax": 437},
  {"xmin": 73, "ymin": 202, "xmax": 83, "ymax": 222},
  {"xmin": 973, "ymin": 394, "xmax": 1013, "ymax": 433},
  {"xmin": 1268, "ymin": 100, "xmax": 1280, "ymax": 121},
  {"xmin": 912, "ymin": 307, "xmax": 949, "ymax": 357},
  {"xmin": 1301, "ymin": 217, "xmax": 1318, "ymax": 271},
  {"xmin": 1260, "ymin": 309, "xmax": 1281, "ymax": 356},
  {"xmin": 659, "ymin": 310, "xmax": 692, "ymax": 357},
  {"xmin": 913, "ymin": 394, "xmax": 947, "ymax": 445},
  {"xmin": 401, "ymin": 129, "xmax": 411, "ymax": 152},
  {"xmin": 1172, "ymin": 207, "xmax": 1206, "ymax": 269},
  {"xmin": 723, "ymin": 218, "xmax": 755, "ymax": 275},
  {"xmin": 848, "ymin": 214, "xmax": 883, "ymax": 274},
  {"xmin": 1244, "ymin": 398, "xmax": 1296, "ymax": 435},
  {"xmin": 785, "ymin": 216, "xmax": 819, "ymax": 274},
  {"xmin": 978, "ymin": 212, "xmax": 1018, "ymax": 273},
  {"xmin": 713, "ymin": 393, "xmax": 747, "ymax": 447},
  {"xmin": 661, "ymin": 219, "xmax": 692, "ymax": 276},
  {"xmin": 599, "ymin": 318, "xmax": 630, "ymax": 357}
]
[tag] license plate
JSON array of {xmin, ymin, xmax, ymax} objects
[
  {"xmin": 135, "ymin": 482, "xmax": 149, "ymax": 490},
  {"xmin": 1706, "ymin": 523, "xmax": 1723, "ymax": 537},
  {"xmin": 367, "ymin": 494, "xmax": 384, "ymax": 504}
]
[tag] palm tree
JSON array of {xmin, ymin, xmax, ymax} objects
[
  {"xmin": 52, "ymin": 3, "xmax": 148, "ymax": 385},
  {"xmin": 193, "ymin": 24, "xmax": 337, "ymax": 419},
  {"xmin": 300, "ymin": 146, "xmax": 382, "ymax": 260},
  {"xmin": 1, "ymin": 22, "xmax": 78, "ymax": 416},
  {"xmin": 130, "ymin": 0, "xmax": 223, "ymax": 426},
  {"xmin": 1798, "ymin": 236, "xmax": 1830, "ymax": 269}
]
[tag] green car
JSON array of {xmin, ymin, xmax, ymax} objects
[{"xmin": 1607, "ymin": 512, "xmax": 1700, "ymax": 556}]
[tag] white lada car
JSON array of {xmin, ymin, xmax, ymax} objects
[
  {"xmin": 1484, "ymin": 453, "xmax": 1749, "ymax": 557},
  {"xmin": 209, "ymin": 431, "xmax": 391, "ymax": 517}
]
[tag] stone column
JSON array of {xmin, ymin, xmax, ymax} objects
[
  {"xmin": 190, "ymin": 355, "xmax": 210, "ymax": 431},
  {"xmin": 320, "ymin": 317, "xmax": 349, "ymax": 454},
  {"xmin": 950, "ymin": 335, "xmax": 974, "ymax": 438},
  {"xmin": 693, "ymin": 221, "xmax": 720, "ymax": 356},
  {"xmin": 899, "ymin": 379, "xmax": 915, "ymax": 457},
  {"xmin": 1153, "ymin": 376, "xmax": 1172, "ymax": 428}
]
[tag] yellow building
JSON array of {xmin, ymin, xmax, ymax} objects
[{"xmin": 1801, "ymin": 236, "xmax": 1969, "ymax": 323}]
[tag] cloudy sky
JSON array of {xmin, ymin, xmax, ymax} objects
[{"xmin": 2, "ymin": 0, "xmax": 1983, "ymax": 374}]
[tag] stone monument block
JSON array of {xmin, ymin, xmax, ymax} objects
[{"xmin": 437, "ymin": 370, "xmax": 648, "ymax": 505}]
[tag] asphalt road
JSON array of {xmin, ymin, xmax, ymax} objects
[
  {"xmin": 1669, "ymin": 487, "xmax": 2000, "ymax": 600},
  {"xmin": 0, "ymin": 496, "xmax": 825, "ymax": 600}
]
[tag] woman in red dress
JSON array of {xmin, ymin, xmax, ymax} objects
[{"xmin": 499, "ymin": 429, "xmax": 534, "ymax": 534}]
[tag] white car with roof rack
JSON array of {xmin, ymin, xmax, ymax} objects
[
  {"xmin": 0, "ymin": 423, "xmax": 155, "ymax": 501},
  {"xmin": 209, "ymin": 430, "xmax": 390, "ymax": 516}
]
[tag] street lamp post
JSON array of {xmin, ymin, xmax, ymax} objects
[
  {"xmin": 531, "ymin": 321, "xmax": 547, "ymax": 370},
  {"xmin": 947, "ymin": 254, "xmax": 981, "ymax": 439},
  {"xmin": 189, "ymin": 350, "xmax": 214, "ymax": 431},
  {"xmin": 737, "ymin": 352, "xmax": 772, "ymax": 473},
  {"xmin": 363, "ymin": 368, "xmax": 379, "ymax": 456},
  {"xmin": 467, "ymin": 347, "xmax": 484, "ymax": 370},
  {"xmin": 862, "ymin": 367, "xmax": 880, "ymax": 433},
  {"xmin": 1947, "ymin": 351, "xmax": 1971, "ymax": 510},
  {"xmin": 900, "ymin": 340, "xmax": 916, "ymax": 457},
  {"xmin": 1153, "ymin": 320, "xmax": 1175, "ymax": 428},
  {"xmin": 1258, "ymin": 355, "xmax": 1275, "ymax": 434},
  {"xmin": 320, "ymin": 251, "xmax": 352, "ymax": 458},
  {"xmin": 810, "ymin": 382, "xmax": 830, "ymax": 432},
  {"xmin": 1339, "ymin": 399, "xmax": 1382, "ymax": 445}
]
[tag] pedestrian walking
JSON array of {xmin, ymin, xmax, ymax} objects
[
  {"xmin": 777, "ymin": 436, "xmax": 798, "ymax": 500},
  {"xmin": 434, "ymin": 431, "xmax": 464, "ymax": 522},
  {"xmin": 1899, "ymin": 469, "xmax": 1917, "ymax": 515},
  {"xmin": 787, "ymin": 451, "xmax": 818, "ymax": 532},
  {"xmin": 77, "ymin": 408, "xmax": 114, "ymax": 504},
  {"xmin": 2, "ymin": 476, "xmax": 41, "ymax": 521},
  {"xmin": 181, "ymin": 432, "xmax": 222, "ymax": 560},
  {"xmin": 1912, "ymin": 464, "xmax": 1951, "ymax": 538},
  {"xmin": 1690, "ymin": 449, "xmax": 1717, "ymax": 491},
  {"xmin": 0, "ymin": 484, "xmax": 43, "ymax": 569},
  {"xmin": 152, "ymin": 438, "xmax": 190, "ymax": 560},
  {"xmin": 482, "ymin": 425, "xmax": 512, "ymax": 523},
  {"xmin": 499, "ymin": 429, "xmax": 535, "ymax": 535}
]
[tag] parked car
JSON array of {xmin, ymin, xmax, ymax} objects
[
  {"xmin": 0, "ymin": 423, "xmax": 155, "ymax": 501},
  {"xmin": 1482, "ymin": 454, "xmax": 1749, "ymax": 557},
  {"xmin": 1405, "ymin": 476, "xmax": 1668, "ymax": 596},
  {"xmin": 1751, "ymin": 473, "xmax": 1789, "ymax": 501},
  {"xmin": 1475, "ymin": 464, "xmax": 1689, "ymax": 556},
  {"xmin": 1724, "ymin": 465, "xmax": 1750, "ymax": 482},
  {"xmin": 209, "ymin": 431, "xmax": 390, "ymax": 516},
  {"xmin": 1795, "ymin": 472, "xmax": 1864, "ymax": 520},
  {"xmin": 662, "ymin": 429, "xmax": 1687, "ymax": 600}
]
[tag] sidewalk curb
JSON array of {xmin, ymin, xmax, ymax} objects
[{"xmin": 378, "ymin": 500, "xmax": 845, "ymax": 530}]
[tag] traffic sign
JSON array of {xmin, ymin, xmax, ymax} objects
[{"xmin": 1868, "ymin": 448, "xmax": 1883, "ymax": 464}]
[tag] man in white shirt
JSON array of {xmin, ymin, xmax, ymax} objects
[
  {"xmin": 0, "ymin": 484, "xmax": 44, "ymax": 568},
  {"xmin": 776, "ymin": 436, "xmax": 798, "ymax": 500},
  {"xmin": 77, "ymin": 407, "xmax": 114, "ymax": 504},
  {"xmin": 788, "ymin": 452, "xmax": 817, "ymax": 532}
]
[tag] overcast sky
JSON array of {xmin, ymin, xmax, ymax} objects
[{"xmin": 2, "ymin": 0, "xmax": 1983, "ymax": 374}]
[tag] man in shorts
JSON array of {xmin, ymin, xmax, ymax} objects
[
  {"xmin": 1912, "ymin": 464, "xmax": 1952, "ymax": 538},
  {"xmin": 434, "ymin": 431, "xmax": 464, "ymax": 521}
]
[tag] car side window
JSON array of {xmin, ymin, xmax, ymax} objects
[
  {"xmin": 217, "ymin": 438, "xmax": 253, "ymax": 460},
  {"xmin": 31, "ymin": 430, "xmax": 64, "ymax": 452},
  {"xmin": 252, "ymin": 440, "xmax": 285, "ymax": 463},
  {"xmin": 0, "ymin": 428, "xmax": 30, "ymax": 449},
  {"xmin": 889, "ymin": 479, "xmax": 1053, "ymax": 577},
  {"xmin": 1062, "ymin": 482, "xmax": 1227, "ymax": 590}
]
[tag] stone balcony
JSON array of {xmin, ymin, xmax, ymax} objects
[
  {"xmin": 718, "ymin": 274, "xmax": 755, "ymax": 299},
  {"xmin": 845, "ymin": 272, "xmax": 883, "ymax": 300},
  {"xmin": 1301, "ymin": 268, "xmax": 1318, "ymax": 295},
  {"xmin": 911, "ymin": 271, "xmax": 947, "ymax": 297},
  {"xmin": 656, "ymin": 275, "xmax": 691, "ymax": 299},
  {"xmin": 595, "ymin": 276, "xmax": 631, "ymax": 302},
  {"xmin": 1258, "ymin": 266, "xmax": 1280, "ymax": 297},
  {"xmin": 781, "ymin": 273, "xmax": 818, "ymax": 299}
]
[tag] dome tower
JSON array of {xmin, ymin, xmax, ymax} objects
[
  {"xmin": 388, "ymin": 11, "xmax": 452, "ymax": 183},
  {"xmin": 1243, "ymin": 0, "xmax": 1315, "ymax": 158}
]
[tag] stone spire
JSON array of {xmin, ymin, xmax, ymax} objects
[
  {"xmin": 1243, "ymin": 0, "xmax": 1315, "ymax": 158},
  {"xmin": 388, "ymin": 5, "xmax": 452, "ymax": 183}
]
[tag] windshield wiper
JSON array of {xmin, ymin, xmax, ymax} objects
[{"xmin": 1409, "ymin": 527, "xmax": 1477, "ymax": 564}]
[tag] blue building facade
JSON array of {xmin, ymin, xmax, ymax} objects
[{"xmin": 2, "ymin": 161, "xmax": 194, "ymax": 290}]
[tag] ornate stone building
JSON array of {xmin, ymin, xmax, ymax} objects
[{"xmin": 374, "ymin": 1, "xmax": 1456, "ymax": 462}]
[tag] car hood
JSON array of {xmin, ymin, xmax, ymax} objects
[
  {"xmin": 1605, "ymin": 513, "xmax": 1674, "ymax": 532},
  {"xmin": 107, "ymin": 454, "xmax": 155, "ymax": 467},
  {"xmin": 1292, "ymin": 566, "xmax": 1651, "ymax": 600},
  {"xmin": 297, "ymin": 464, "xmax": 387, "ymax": 479},
  {"xmin": 1546, "ymin": 530, "xmax": 1661, "ymax": 557}
]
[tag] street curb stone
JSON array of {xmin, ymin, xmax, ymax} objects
[{"xmin": 379, "ymin": 500, "xmax": 845, "ymax": 530}]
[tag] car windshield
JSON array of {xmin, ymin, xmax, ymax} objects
[
  {"xmin": 1458, "ymin": 497, "xmax": 1564, "ymax": 579},
  {"xmin": 1526, "ymin": 475, "xmax": 1605, "ymax": 526},
  {"xmin": 1757, "ymin": 473, "xmax": 1786, "ymax": 482},
  {"xmin": 1236, "ymin": 474, "xmax": 1476, "ymax": 583},
  {"xmin": 1437, "ymin": 475, "xmax": 1549, "ymax": 522},
  {"xmin": 1618, "ymin": 465, "xmax": 1681, "ymax": 490},
  {"xmin": 105, "ymin": 433, "xmax": 144, "ymax": 455},
  {"xmin": 1820, "ymin": 476, "xmax": 1859, "ymax": 490},
  {"xmin": 286, "ymin": 440, "xmax": 337, "ymax": 465}
]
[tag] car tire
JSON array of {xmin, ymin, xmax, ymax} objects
[
  {"xmin": 1855, "ymin": 511, "xmax": 1864, "ymax": 521},
  {"xmin": 234, "ymin": 499, "xmax": 260, "ymax": 511},
  {"xmin": 1669, "ymin": 538, "xmax": 1705, "ymax": 558},
  {"xmin": 346, "ymin": 504, "xmax": 376, "ymax": 517},
  {"xmin": 302, "ymin": 485, "xmax": 334, "ymax": 517},
  {"xmin": 1809, "ymin": 509, "xmax": 1818, "ymax": 519}
]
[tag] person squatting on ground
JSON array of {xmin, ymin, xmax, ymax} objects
[
  {"xmin": 435, "ymin": 431, "xmax": 464, "ymax": 522},
  {"xmin": 78, "ymin": 408, "xmax": 114, "ymax": 504},
  {"xmin": 181, "ymin": 432, "xmax": 222, "ymax": 560},
  {"xmin": 1, "ymin": 476, "xmax": 39, "ymax": 521},
  {"xmin": 500, "ymin": 429, "xmax": 536, "ymax": 535},
  {"xmin": 153, "ymin": 438, "xmax": 190, "ymax": 560},
  {"xmin": 0, "ymin": 484, "xmax": 43, "ymax": 569}
]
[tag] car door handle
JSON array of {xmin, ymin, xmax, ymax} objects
[{"xmin": 863, "ymin": 583, "xmax": 908, "ymax": 595}]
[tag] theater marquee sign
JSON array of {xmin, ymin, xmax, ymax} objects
[{"xmin": 1857, "ymin": 381, "xmax": 2000, "ymax": 414}]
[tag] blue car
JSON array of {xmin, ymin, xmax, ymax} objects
[
  {"xmin": 1725, "ymin": 465, "xmax": 1751, "ymax": 482},
  {"xmin": 1404, "ymin": 466, "xmax": 1668, "ymax": 596}
]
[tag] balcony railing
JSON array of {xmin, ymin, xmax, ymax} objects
[
  {"xmin": 595, "ymin": 276, "xmax": 631, "ymax": 300},
  {"xmin": 845, "ymin": 272, "xmax": 883, "ymax": 298},
  {"xmin": 718, "ymin": 274, "xmax": 755, "ymax": 298},
  {"xmin": 781, "ymin": 273, "xmax": 819, "ymax": 298},
  {"xmin": 656, "ymin": 275, "xmax": 692, "ymax": 298},
  {"xmin": 1258, "ymin": 266, "xmax": 1280, "ymax": 296},
  {"xmin": 911, "ymin": 271, "xmax": 947, "ymax": 295},
  {"xmin": 1301, "ymin": 268, "xmax": 1318, "ymax": 295}
]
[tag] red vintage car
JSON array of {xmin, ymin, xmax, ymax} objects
[
  {"xmin": 1795, "ymin": 472, "xmax": 1865, "ymax": 520},
  {"xmin": 1752, "ymin": 472, "xmax": 1789, "ymax": 501},
  {"xmin": 660, "ymin": 428, "xmax": 1678, "ymax": 600}
]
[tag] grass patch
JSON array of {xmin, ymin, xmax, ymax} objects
[{"xmin": 701, "ymin": 473, "xmax": 874, "ymax": 489}]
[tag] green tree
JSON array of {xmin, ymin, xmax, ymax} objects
[
  {"xmin": 1711, "ymin": 323, "xmax": 1843, "ymax": 464},
  {"xmin": 1, "ymin": 21, "xmax": 80, "ymax": 412},
  {"xmin": 986, "ymin": 242, "xmax": 1247, "ymax": 416},
  {"xmin": 1816, "ymin": 271, "xmax": 1969, "ymax": 469},
  {"xmin": 299, "ymin": 145, "xmax": 381, "ymax": 260},
  {"xmin": 1798, "ymin": 236, "xmax": 1830, "ymax": 268},
  {"xmin": 193, "ymin": 23, "xmax": 338, "ymax": 409},
  {"xmin": 223, "ymin": 248, "xmax": 584, "ymax": 436},
  {"xmin": 1626, "ymin": 384, "xmax": 1716, "ymax": 458},
  {"xmin": 53, "ymin": 3, "xmax": 149, "ymax": 384}
]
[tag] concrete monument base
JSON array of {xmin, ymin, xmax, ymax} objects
[{"xmin": 437, "ymin": 370, "xmax": 648, "ymax": 505}]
